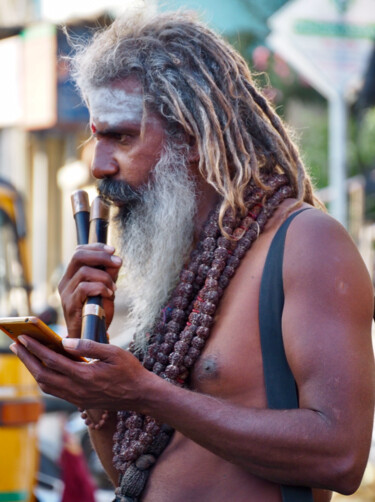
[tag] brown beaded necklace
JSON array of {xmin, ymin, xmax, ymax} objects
[{"xmin": 113, "ymin": 174, "xmax": 294, "ymax": 501}]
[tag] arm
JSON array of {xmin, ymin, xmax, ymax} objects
[
  {"xmin": 58, "ymin": 241, "xmax": 123, "ymax": 484},
  {"xmin": 135, "ymin": 211, "xmax": 374, "ymax": 493},
  {"xmin": 9, "ymin": 337, "xmax": 138, "ymax": 486},
  {"xmin": 138, "ymin": 212, "xmax": 373, "ymax": 493},
  {"xmin": 11, "ymin": 211, "xmax": 374, "ymax": 493},
  {"xmin": 86, "ymin": 410, "xmax": 119, "ymax": 485}
]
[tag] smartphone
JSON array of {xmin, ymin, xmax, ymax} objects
[{"xmin": 0, "ymin": 316, "xmax": 86, "ymax": 362}]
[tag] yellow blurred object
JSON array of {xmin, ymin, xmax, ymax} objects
[
  {"xmin": 0, "ymin": 356, "xmax": 42, "ymax": 501},
  {"xmin": 0, "ymin": 179, "xmax": 43, "ymax": 502},
  {"xmin": 0, "ymin": 181, "xmax": 31, "ymax": 315}
]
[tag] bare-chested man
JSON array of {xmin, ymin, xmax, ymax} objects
[{"xmin": 11, "ymin": 11, "xmax": 375, "ymax": 502}]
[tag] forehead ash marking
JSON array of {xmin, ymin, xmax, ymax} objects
[{"xmin": 87, "ymin": 86, "xmax": 144, "ymax": 126}]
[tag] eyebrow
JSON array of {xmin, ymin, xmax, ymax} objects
[{"xmin": 92, "ymin": 122, "xmax": 140, "ymax": 137}]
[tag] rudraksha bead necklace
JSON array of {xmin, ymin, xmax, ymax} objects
[{"xmin": 113, "ymin": 174, "xmax": 294, "ymax": 501}]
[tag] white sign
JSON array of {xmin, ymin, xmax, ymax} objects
[
  {"xmin": 40, "ymin": 0, "xmax": 156, "ymax": 22},
  {"xmin": 268, "ymin": 0, "xmax": 375, "ymax": 98},
  {"xmin": 0, "ymin": 37, "xmax": 23, "ymax": 127}
]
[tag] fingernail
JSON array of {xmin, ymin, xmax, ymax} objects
[
  {"xmin": 62, "ymin": 338, "xmax": 79, "ymax": 349},
  {"xmin": 111, "ymin": 256, "xmax": 122, "ymax": 265},
  {"xmin": 18, "ymin": 335, "xmax": 27, "ymax": 346},
  {"xmin": 104, "ymin": 245, "xmax": 115, "ymax": 252},
  {"xmin": 106, "ymin": 288, "xmax": 114, "ymax": 296},
  {"xmin": 9, "ymin": 343, "xmax": 17, "ymax": 354}
]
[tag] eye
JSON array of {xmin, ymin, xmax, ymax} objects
[
  {"xmin": 91, "ymin": 132, "xmax": 131, "ymax": 144},
  {"xmin": 114, "ymin": 133, "xmax": 132, "ymax": 145}
]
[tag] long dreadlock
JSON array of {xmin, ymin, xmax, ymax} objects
[
  {"xmin": 70, "ymin": 10, "xmax": 322, "ymax": 231},
  {"xmin": 69, "ymin": 12, "xmax": 326, "ymax": 500}
]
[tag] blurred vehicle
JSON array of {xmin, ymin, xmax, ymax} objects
[
  {"xmin": 0, "ymin": 179, "xmax": 31, "ymax": 317},
  {"xmin": 0, "ymin": 178, "xmax": 43, "ymax": 502},
  {"xmin": 0, "ymin": 179, "xmax": 110, "ymax": 501}
]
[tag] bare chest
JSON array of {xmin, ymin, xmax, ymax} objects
[{"xmin": 189, "ymin": 234, "xmax": 274, "ymax": 405}]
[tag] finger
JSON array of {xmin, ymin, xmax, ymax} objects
[
  {"xmin": 71, "ymin": 265, "xmax": 117, "ymax": 292},
  {"xmin": 10, "ymin": 340, "xmax": 45, "ymax": 372},
  {"xmin": 62, "ymin": 337, "xmax": 118, "ymax": 362},
  {"xmin": 77, "ymin": 265, "xmax": 117, "ymax": 289},
  {"xmin": 60, "ymin": 271, "xmax": 117, "ymax": 309},
  {"xmin": 76, "ymin": 243, "xmax": 115, "ymax": 252},
  {"xmin": 58, "ymin": 244, "xmax": 115, "ymax": 285},
  {"xmin": 9, "ymin": 341, "xmax": 69, "ymax": 390},
  {"xmin": 61, "ymin": 274, "xmax": 116, "ymax": 318},
  {"xmin": 105, "ymin": 265, "xmax": 121, "ymax": 283},
  {"xmin": 10, "ymin": 342, "xmax": 86, "ymax": 404},
  {"xmin": 17, "ymin": 335, "xmax": 87, "ymax": 374},
  {"xmin": 63, "ymin": 247, "xmax": 122, "ymax": 281},
  {"xmin": 75, "ymin": 281, "xmax": 115, "ymax": 304}
]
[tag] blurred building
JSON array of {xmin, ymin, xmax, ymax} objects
[{"xmin": 0, "ymin": 0, "xmax": 157, "ymax": 312}]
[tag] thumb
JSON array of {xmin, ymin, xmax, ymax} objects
[{"xmin": 62, "ymin": 337, "xmax": 114, "ymax": 361}]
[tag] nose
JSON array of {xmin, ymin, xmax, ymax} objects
[{"xmin": 91, "ymin": 139, "xmax": 119, "ymax": 179}]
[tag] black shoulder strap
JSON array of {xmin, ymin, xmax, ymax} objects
[{"xmin": 259, "ymin": 208, "xmax": 313, "ymax": 502}]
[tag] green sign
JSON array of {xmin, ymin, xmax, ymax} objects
[
  {"xmin": 294, "ymin": 19, "xmax": 375, "ymax": 38},
  {"xmin": 0, "ymin": 491, "xmax": 29, "ymax": 502}
]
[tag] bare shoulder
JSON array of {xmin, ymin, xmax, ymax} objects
[
  {"xmin": 281, "ymin": 205, "xmax": 374, "ymax": 393},
  {"xmin": 284, "ymin": 206, "xmax": 366, "ymax": 265},
  {"xmin": 283, "ymin": 206, "xmax": 374, "ymax": 317},
  {"xmin": 280, "ymin": 207, "xmax": 375, "ymax": 487}
]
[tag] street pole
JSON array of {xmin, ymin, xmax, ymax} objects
[{"xmin": 328, "ymin": 93, "xmax": 348, "ymax": 228}]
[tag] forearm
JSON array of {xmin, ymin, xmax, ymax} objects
[
  {"xmin": 142, "ymin": 376, "xmax": 368, "ymax": 493},
  {"xmin": 86, "ymin": 409, "xmax": 119, "ymax": 486}
]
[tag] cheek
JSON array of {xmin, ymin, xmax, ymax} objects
[{"xmin": 116, "ymin": 152, "xmax": 153, "ymax": 186}]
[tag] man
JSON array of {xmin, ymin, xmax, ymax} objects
[{"xmin": 10, "ymin": 11, "xmax": 374, "ymax": 502}]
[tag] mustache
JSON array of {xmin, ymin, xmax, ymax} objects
[{"xmin": 97, "ymin": 178, "xmax": 143, "ymax": 206}]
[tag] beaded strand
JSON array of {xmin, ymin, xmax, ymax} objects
[{"xmin": 113, "ymin": 175, "xmax": 294, "ymax": 500}]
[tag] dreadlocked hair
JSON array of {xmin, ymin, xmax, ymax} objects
[{"xmin": 70, "ymin": 9, "xmax": 323, "ymax": 236}]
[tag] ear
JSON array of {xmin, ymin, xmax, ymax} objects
[{"xmin": 187, "ymin": 136, "xmax": 200, "ymax": 163}]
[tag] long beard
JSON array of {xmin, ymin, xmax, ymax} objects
[{"xmin": 98, "ymin": 145, "xmax": 196, "ymax": 353}]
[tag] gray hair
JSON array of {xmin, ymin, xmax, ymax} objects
[{"xmin": 70, "ymin": 10, "xmax": 321, "ymax": 233}]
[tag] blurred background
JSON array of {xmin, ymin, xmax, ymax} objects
[{"xmin": 0, "ymin": 0, "xmax": 374, "ymax": 501}]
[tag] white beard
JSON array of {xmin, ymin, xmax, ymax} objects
[{"xmin": 112, "ymin": 146, "xmax": 196, "ymax": 353}]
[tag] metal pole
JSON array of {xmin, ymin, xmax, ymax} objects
[
  {"xmin": 31, "ymin": 138, "xmax": 49, "ymax": 312},
  {"xmin": 328, "ymin": 93, "xmax": 347, "ymax": 227}
]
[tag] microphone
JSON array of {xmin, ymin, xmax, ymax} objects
[{"xmin": 81, "ymin": 197, "xmax": 110, "ymax": 343}]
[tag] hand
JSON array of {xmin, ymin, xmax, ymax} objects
[
  {"xmin": 58, "ymin": 243, "xmax": 122, "ymax": 338},
  {"xmin": 10, "ymin": 335, "xmax": 149, "ymax": 412}
]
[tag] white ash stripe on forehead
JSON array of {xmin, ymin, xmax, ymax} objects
[{"xmin": 88, "ymin": 87, "xmax": 144, "ymax": 126}]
